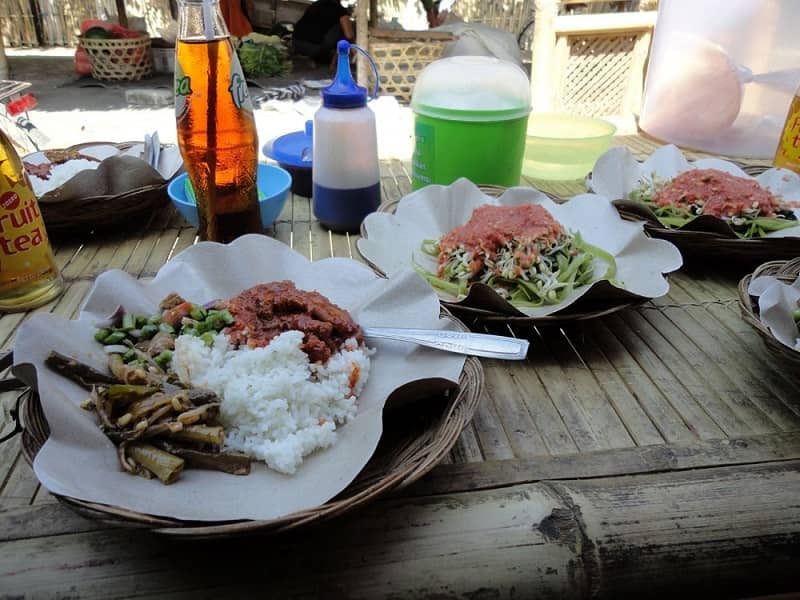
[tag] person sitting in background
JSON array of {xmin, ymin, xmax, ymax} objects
[
  {"xmin": 421, "ymin": 0, "xmax": 452, "ymax": 27},
  {"xmin": 292, "ymin": 0, "xmax": 354, "ymax": 65}
]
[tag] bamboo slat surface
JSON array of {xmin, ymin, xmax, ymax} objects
[{"xmin": 1, "ymin": 135, "xmax": 799, "ymax": 598}]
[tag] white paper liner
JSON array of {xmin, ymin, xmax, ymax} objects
[
  {"xmin": 12, "ymin": 235, "xmax": 465, "ymax": 521},
  {"xmin": 24, "ymin": 142, "xmax": 183, "ymax": 202},
  {"xmin": 357, "ymin": 178, "xmax": 682, "ymax": 318},
  {"xmin": 748, "ymin": 275, "xmax": 800, "ymax": 351},
  {"xmin": 589, "ymin": 144, "xmax": 800, "ymax": 239}
]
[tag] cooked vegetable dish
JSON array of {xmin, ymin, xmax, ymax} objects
[
  {"xmin": 47, "ymin": 281, "xmax": 370, "ymax": 482},
  {"xmin": 415, "ymin": 204, "xmax": 616, "ymax": 307},
  {"xmin": 630, "ymin": 168, "xmax": 798, "ymax": 238}
]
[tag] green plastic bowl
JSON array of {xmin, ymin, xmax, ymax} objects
[{"xmin": 522, "ymin": 113, "xmax": 616, "ymax": 181}]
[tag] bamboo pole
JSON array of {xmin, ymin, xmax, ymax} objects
[
  {"xmin": 355, "ymin": 0, "xmax": 369, "ymax": 85},
  {"xmin": 530, "ymin": 0, "xmax": 559, "ymax": 112}
]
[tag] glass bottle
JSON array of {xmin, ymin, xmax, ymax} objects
[
  {"xmin": 174, "ymin": 0, "xmax": 260, "ymax": 243},
  {"xmin": 0, "ymin": 128, "xmax": 64, "ymax": 312},
  {"xmin": 773, "ymin": 86, "xmax": 800, "ymax": 173}
]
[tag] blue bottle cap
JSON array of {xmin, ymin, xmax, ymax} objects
[
  {"xmin": 262, "ymin": 120, "xmax": 313, "ymax": 168},
  {"xmin": 321, "ymin": 40, "xmax": 367, "ymax": 109}
]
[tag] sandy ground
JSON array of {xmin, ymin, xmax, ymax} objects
[{"xmin": 3, "ymin": 47, "xmax": 415, "ymax": 159}]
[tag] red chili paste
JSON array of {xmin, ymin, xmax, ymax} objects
[
  {"xmin": 438, "ymin": 204, "xmax": 565, "ymax": 276},
  {"xmin": 654, "ymin": 168, "xmax": 782, "ymax": 218},
  {"xmin": 223, "ymin": 281, "xmax": 363, "ymax": 363}
]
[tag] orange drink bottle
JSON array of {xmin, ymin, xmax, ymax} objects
[
  {"xmin": 0, "ymin": 127, "xmax": 64, "ymax": 312},
  {"xmin": 174, "ymin": 0, "xmax": 260, "ymax": 243}
]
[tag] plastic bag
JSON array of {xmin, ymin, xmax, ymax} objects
[
  {"xmin": 437, "ymin": 21, "xmax": 523, "ymax": 66},
  {"xmin": 639, "ymin": 0, "xmax": 800, "ymax": 158}
]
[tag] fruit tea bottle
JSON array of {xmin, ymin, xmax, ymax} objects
[
  {"xmin": 0, "ymin": 128, "xmax": 64, "ymax": 312},
  {"xmin": 773, "ymin": 84, "xmax": 800, "ymax": 174}
]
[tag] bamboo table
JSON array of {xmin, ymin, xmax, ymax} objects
[{"xmin": 1, "ymin": 136, "xmax": 799, "ymax": 599}]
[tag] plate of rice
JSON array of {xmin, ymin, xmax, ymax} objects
[{"xmin": 13, "ymin": 235, "xmax": 471, "ymax": 524}]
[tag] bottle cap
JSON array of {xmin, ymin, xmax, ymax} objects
[
  {"xmin": 321, "ymin": 40, "xmax": 367, "ymax": 109},
  {"xmin": 262, "ymin": 120, "xmax": 313, "ymax": 168}
]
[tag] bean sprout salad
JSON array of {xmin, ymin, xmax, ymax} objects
[
  {"xmin": 414, "ymin": 204, "xmax": 617, "ymax": 307},
  {"xmin": 630, "ymin": 168, "xmax": 798, "ymax": 239}
]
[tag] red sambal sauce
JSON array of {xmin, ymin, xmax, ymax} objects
[
  {"xmin": 223, "ymin": 281, "xmax": 363, "ymax": 364},
  {"xmin": 438, "ymin": 204, "xmax": 565, "ymax": 274},
  {"xmin": 654, "ymin": 168, "xmax": 782, "ymax": 218}
]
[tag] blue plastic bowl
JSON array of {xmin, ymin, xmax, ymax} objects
[{"xmin": 167, "ymin": 163, "xmax": 292, "ymax": 228}]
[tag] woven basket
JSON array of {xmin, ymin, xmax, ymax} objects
[
  {"xmin": 20, "ymin": 314, "xmax": 483, "ymax": 538},
  {"xmin": 360, "ymin": 186, "xmax": 646, "ymax": 325},
  {"xmin": 33, "ymin": 142, "xmax": 170, "ymax": 236},
  {"xmin": 367, "ymin": 29, "xmax": 454, "ymax": 104},
  {"xmin": 611, "ymin": 164, "xmax": 800, "ymax": 268},
  {"xmin": 737, "ymin": 256, "xmax": 800, "ymax": 370},
  {"xmin": 80, "ymin": 35, "xmax": 153, "ymax": 81}
]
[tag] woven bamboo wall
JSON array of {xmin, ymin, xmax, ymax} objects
[
  {"xmin": 558, "ymin": 32, "xmax": 639, "ymax": 117},
  {"xmin": 0, "ymin": 0, "xmax": 172, "ymax": 47},
  {"xmin": 0, "ymin": 0, "xmax": 39, "ymax": 47}
]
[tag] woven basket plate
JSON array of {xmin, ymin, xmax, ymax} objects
[
  {"xmin": 19, "ymin": 315, "xmax": 482, "ymax": 538},
  {"xmin": 359, "ymin": 184, "xmax": 677, "ymax": 325},
  {"xmin": 589, "ymin": 146, "xmax": 800, "ymax": 268},
  {"xmin": 738, "ymin": 256, "xmax": 800, "ymax": 371},
  {"xmin": 26, "ymin": 142, "xmax": 174, "ymax": 235}
]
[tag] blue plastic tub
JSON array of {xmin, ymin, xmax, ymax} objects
[{"xmin": 168, "ymin": 163, "xmax": 292, "ymax": 228}]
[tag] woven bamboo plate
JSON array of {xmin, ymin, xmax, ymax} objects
[
  {"xmin": 601, "ymin": 164, "xmax": 800, "ymax": 268},
  {"xmin": 29, "ymin": 142, "xmax": 172, "ymax": 235},
  {"xmin": 360, "ymin": 188, "xmax": 648, "ymax": 325},
  {"xmin": 738, "ymin": 256, "xmax": 800, "ymax": 370},
  {"xmin": 18, "ymin": 314, "xmax": 483, "ymax": 539}
]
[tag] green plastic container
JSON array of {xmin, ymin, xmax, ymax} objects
[{"xmin": 410, "ymin": 56, "xmax": 531, "ymax": 189}]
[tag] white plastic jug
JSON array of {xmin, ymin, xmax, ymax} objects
[{"xmin": 639, "ymin": 0, "xmax": 800, "ymax": 158}]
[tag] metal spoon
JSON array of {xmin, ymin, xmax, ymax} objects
[{"xmin": 363, "ymin": 327, "xmax": 529, "ymax": 360}]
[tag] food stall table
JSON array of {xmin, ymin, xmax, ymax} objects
[{"xmin": 1, "ymin": 135, "xmax": 798, "ymax": 598}]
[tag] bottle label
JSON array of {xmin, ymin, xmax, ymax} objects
[
  {"xmin": 174, "ymin": 41, "xmax": 253, "ymax": 121},
  {"xmin": 228, "ymin": 55, "xmax": 253, "ymax": 112},
  {"xmin": 0, "ymin": 174, "xmax": 56, "ymax": 291},
  {"xmin": 412, "ymin": 122, "xmax": 434, "ymax": 188},
  {"xmin": 775, "ymin": 101, "xmax": 800, "ymax": 171},
  {"xmin": 174, "ymin": 59, "xmax": 192, "ymax": 122}
]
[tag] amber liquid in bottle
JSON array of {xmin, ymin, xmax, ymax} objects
[
  {"xmin": 0, "ymin": 129, "xmax": 64, "ymax": 312},
  {"xmin": 773, "ymin": 92, "xmax": 800, "ymax": 173},
  {"xmin": 174, "ymin": 9, "xmax": 260, "ymax": 243}
]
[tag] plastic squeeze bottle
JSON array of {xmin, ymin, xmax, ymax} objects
[{"xmin": 312, "ymin": 40, "xmax": 381, "ymax": 233}]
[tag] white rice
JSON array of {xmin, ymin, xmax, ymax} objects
[
  {"xmin": 171, "ymin": 330, "xmax": 371, "ymax": 475},
  {"xmin": 28, "ymin": 159, "xmax": 99, "ymax": 197}
]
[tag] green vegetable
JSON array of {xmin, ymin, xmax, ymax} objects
[
  {"xmin": 121, "ymin": 313, "xmax": 136, "ymax": 331},
  {"xmin": 154, "ymin": 350, "xmax": 173, "ymax": 369},
  {"xmin": 140, "ymin": 324, "xmax": 159, "ymax": 339},
  {"xmin": 236, "ymin": 36, "xmax": 291, "ymax": 77},
  {"xmin": 629, "ymin": 173, "xmax": 799, "ymax": 239},
  {"xmin": 83, "ymin": 26, "xmax": 113, "ymax": 39},
  {"xmin": 414, "ymin": 230, "xmax": 615, "ymax": 308},
  {"xmin": 189, "ymin": 305, "xmax": 207, "ymax": 321},
  {"xmin": 793, "ymin": 307, "xmax": 800, "ymax": 322},
  {"xmin": 95, "ymin": 328, "xmax": 112, "ymax": 343},
  {"xmin": 103, "ymin": 331, "xmax": 127, "ymax": 345}
]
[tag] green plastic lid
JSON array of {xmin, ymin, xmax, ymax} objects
[{"xmin": 411, "ymin": 56, "xmax": 531, "ymax": 122}]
